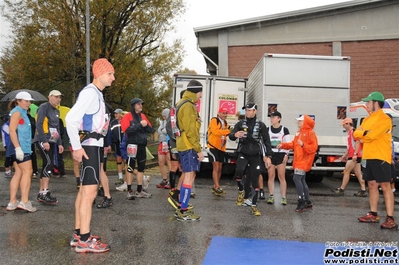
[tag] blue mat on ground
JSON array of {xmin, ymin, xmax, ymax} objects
[{"xmin": 203, "ymin": 236, "xmax": 325, "ymax": 265}]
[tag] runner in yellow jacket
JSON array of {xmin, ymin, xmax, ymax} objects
[
  {"xmin": 354, "ymin": 91, "xmax": 397, "ymax": 230},
  {"xmin": 175, "ymin": 80, "xmax": 204, "ymax": 221}
]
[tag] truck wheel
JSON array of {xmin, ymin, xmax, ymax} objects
[
  {"xmin": 313, "ymin": 175, "xmax": 324, "ymax": 183},
  {"xmin": 306, "ymin": 173, "xmax": 324, "ymax": 183},
  {"xmin": 197, "ymin": 163, "xmax": 213, "ymax": 178},
  {"xmin": 325, "ymin": 171, "xmax": 334, "ymax": 178}
]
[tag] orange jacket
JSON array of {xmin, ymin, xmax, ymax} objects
[
  {"xmin": 207, "ymin": 117, "xmax": 230, "ymax": 151},
  {"xmin": 280, "ymin": 115, "xmax": 318, "ymax": 172}
]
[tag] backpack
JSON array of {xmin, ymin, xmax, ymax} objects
[
  {"xmin": 165, "ymin": 99, "xmax": 190, "ymax": 140},
  {"xmin": 208, "ymin": 117, "xmax": 222, "ymax": 131}
]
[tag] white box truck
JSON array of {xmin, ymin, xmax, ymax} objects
[
  {"xmin": 247, "ymin": 54, "xmax": 351, "ymax": 181},
  {"xmin": 173, "ymin": 74, "xmax": 247, "ymax": 174}
]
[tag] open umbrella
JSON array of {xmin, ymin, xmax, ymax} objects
[
  {"xmin": 0, "ymin": 89, "xmax": 48, "ymax": 102},
  {"xmin": 57, "ymin": 105, "xmax": 70, "ymax": 126},
  {"xmin": 29, "ymin": 103, "xmax": 39, "ymax": 118}
]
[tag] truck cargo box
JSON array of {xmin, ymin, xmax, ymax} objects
[
  {"xmin": 247, "ymin": 54, "xmax": 351, "ymax": 180},
  {"xmin": 173, "ymin": 74, "xmax": 247, "ymax": 174}
]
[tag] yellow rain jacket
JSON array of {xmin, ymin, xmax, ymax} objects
[
  {"xmin": 353, "ymin": 109, "xmax": 392, "ymax": 163},
  {"xmin": 176, "ymin": 91, "xmax": 201, "ymax": 153}
]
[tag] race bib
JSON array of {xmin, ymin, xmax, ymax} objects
[
  {"xmin": 270, "ymin": 139, "xmax": 281, "ymax": 148},
  {"xmin": 101, "ymin": 116, "xmax": 110, "ymax": 136},
  {"xmin": 361, "ymin": 159, "xmax": 366, "ymax": 168},
  {"xmin": 127, "ymin": 144, "xmax": 137, "ymax": 158},
  {"xmin": 49, "ymin": 128, "xmax": 59, "ymax": 142},
  {"xmin": 294, "ymin": 169, "xmax": 306, "ymax": 175},
  {"xmin": 162, "ymin": 141, "xmax": 169, "ymax": 152}
]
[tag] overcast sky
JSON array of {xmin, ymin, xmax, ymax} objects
[
  {"xmin": 168, "ymin": 0, "xmax": 350, "ymax": 74},
  {"xmin": 0, "ymin": 0, "xmax": 350, "ymax": 75}
]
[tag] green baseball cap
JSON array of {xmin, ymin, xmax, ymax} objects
[{"xmin": 362, "ymin": 91, "xmax": 384, "ymax": 102}]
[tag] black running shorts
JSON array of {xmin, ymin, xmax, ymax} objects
[
  {"xmin": 363, "ymin": 159, "xmax": 391, "ymax": 183},
  {"xmin": 81, "ymin": 146, "xmax": 101, "ymax": 185},
  {"xmin": 207, "ymin": 148, "xmax": 225, "ymax": 163},
  {"xmin": 271, "ymin": 152, "xmax": 286, "ymax": 166}
]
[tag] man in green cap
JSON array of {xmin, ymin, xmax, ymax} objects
[{"xmin": 354, "ymin": 91, "xmax": 397, "ymax": 230}]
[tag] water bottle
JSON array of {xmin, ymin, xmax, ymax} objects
[
  {"xmin": 242, "ymin": 124, "xmax": 248, "ymax": 138},
  {"xmin": 221, "ymin": 135, "xmax": 226, "ymax": 147}
]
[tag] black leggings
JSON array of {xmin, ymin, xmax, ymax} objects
[
  {"xmin": 4, "ymin": 146, "xmax": 13, "ymax": 167},
  {"xmin": 37, "ymin": 142, "xmax": 56, "ymax": 178},
  {"xmin": 293, "ymin": 172, "xmax": 310, "ymax": 200},
  {"xmin": 235, "ymin": 154, "xmax": 262, "ymax": 204}
]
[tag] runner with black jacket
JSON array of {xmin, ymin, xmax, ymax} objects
[
  {"xmin": 110, "ymin": 108, "xmax": 125, "ymax": 184},
  {"xmin": 34, "ymin": 90, "xmax": 64, "ymax": 204},
  {"xmin": 229, "ymin": 102, "xmax": 272, "ymax": 216},
  {"xmin": 120, "ymin": 98, "xmax": 153, "ymax": 199}
]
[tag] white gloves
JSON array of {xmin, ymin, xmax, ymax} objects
[{"xmin": 15, "ymin": 147, "xmax": 24, "ymax": 161}]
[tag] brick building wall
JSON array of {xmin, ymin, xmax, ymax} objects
[
  {"xmin": 344, "ymin": 40, "xmax": 399, "ymax": 102},
  {"xmin": 228, "ymin": 39, "xmax": 399, "ymax": 102}
]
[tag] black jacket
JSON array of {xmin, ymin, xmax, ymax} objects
[
  {"xmin": 125, "ymin": 111, "xmax": 153, "ymax": 145},
  {"xmin": 229, "ymin": 116, "xmax": 272, "ymax": 157},
  {"xmin": 110, "ymin": 118, "xmax": 123, "ymax": 143}
]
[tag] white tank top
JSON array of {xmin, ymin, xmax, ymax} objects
[{"xmin": 269, "ymin": 126, "xmax": 289, "ymax": 153}]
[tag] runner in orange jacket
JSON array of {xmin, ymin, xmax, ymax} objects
[
  {"xmin": 278, "ymin": 114, "xmax": 318, "ymax": 212},
  {"xmin": 207, "ymin": 107, "xmax": 231, "ymax": 196}
]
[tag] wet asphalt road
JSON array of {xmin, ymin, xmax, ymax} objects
[{"xmin": 0, "ymin": 168, "xmax": 398, "ymax": 265}]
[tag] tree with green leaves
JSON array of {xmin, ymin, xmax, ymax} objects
[{"xmin": 0, "ymin": 0, "xmax": 186, "ymax": 127}]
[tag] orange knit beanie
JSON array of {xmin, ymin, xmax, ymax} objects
[{"xmin": 92, "ymin": 58, "xmax": 114, "ymax": 78}]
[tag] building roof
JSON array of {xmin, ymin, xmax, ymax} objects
[{"xmin": 194, "ymin": 0, "xmax": 386, "ymax": 33}]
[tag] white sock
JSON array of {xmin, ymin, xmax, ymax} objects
[{"xmin": 118, "ymin": 173, "xmax": 123, "ymax": 179}]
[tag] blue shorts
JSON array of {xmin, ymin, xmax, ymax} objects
[{"xmin": 179, "ymin": 149, "xmax": 200, "ymax": 173}]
